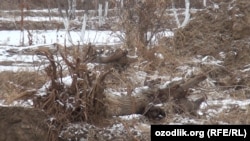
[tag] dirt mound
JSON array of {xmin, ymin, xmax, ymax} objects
[
  {"xmin": 173, "ymin": 0, "xmax": 250, "ymax": 69},
  {"xmin": 0, "ymin": 106, "xmax": 50, "ymax": 141}
]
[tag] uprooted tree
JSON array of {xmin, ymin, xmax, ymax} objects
[
  {"xmin": 30, "ymin": 1, "xmax": 211, "ymax": 137},
  {"xmin": 31, "ymin": 43, "xmax": 210, "ymax": 138},
  {"xmin": 13, "ymin": 0, "xmax": 215, "ymax": 140}
]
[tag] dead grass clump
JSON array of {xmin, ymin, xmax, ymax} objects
[
  {"xmin": 171, "ymin": 0, "xmax": 250, "ymax": 70},
  {"xmin": 135, "ymin": 42, "xmax": 187, "ymax": 77},
  {"xmin": 119, "ymin": 0, "xmax": 170, "ymax": 54},
  {"xmin": 0, "ymin": 70, "xmax": 46, "ymax": 103},
  {"xmin": 33, "ymin": 45, "xmax": 114, "ymax": 137},
  {"xmin": 210, "ymin": 106, "xmax": 250, "ymax": 124}
]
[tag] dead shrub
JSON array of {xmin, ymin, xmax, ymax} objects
[
  {"xmin": 118, "ymin": 0, "xmax": 169, "ymax": 53},
  {"xmin": 33, "ymin": 44, "xmax": 114, "ymax": 138}
]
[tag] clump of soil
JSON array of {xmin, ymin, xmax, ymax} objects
[
  {"xmin": 172, "ymin": 0, "xmax": 250, "ymax": 69},
  {"xmin": 0, "ymin": 106, "xmax": 51, "ymax": 141}
]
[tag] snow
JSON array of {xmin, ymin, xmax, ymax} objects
[
  {"xmin": 0, "ymin": 65, "xmax": 38, "ymax": 72},
  {"xmin": 0, "ymin": 7, "xmax": 250, "ymax": 140},
  {"xmin": 201, "ymin": 99, "xmax": 250, "ymax": 111},
  {"xmin": 0, "ymin": 99, "xmax": 33, "ymax": 107},
  {"xmin": 0, "ymin": 25, "xmax": 249, "ymax": 126},
  {"xmin": 241, "ymin": 64, "xmax": 250, "ymax": 72},
  {"xmin": 0, "ymin": 16, "xmax": 62, "ymax": 22},
  {"xmin": 193, "ymin": 55, "xmax": 223, "ymax": 65},
  {"xmin": 118, "ymin": 114, "xmax": 142, "ymax": 120},
  {"xmin": 61, "ymin": 75, "xmax": 73, "ymax": 86},
  {"xmin": 0, "ymin": 30, "xmax": 122, "ymax": 46},
  {"xmin": 36, "ymin": 75, "xmax": 73, "ymax": 96},
  {"xmin": 160, "ymin": 77, "xmax": 183, "ymax": 89},
  {"xmin": 0, "ymin": 53, "xmax": 38, "ymax": 63},
  {"xmin": 0, "ymin": 28, "xmax": 125, "ymax": 72},
  {"xmin": 133, "ymin": 86, "xmax": 150, "ymax": 95}
]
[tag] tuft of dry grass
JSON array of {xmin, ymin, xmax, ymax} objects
[
  {"xmin": 0, "ymin": 70, "xmax": 47, "ymax": 103},
  {"xmin": 207, "ymin": 106, "xmax": 250, "ymax": 124}
]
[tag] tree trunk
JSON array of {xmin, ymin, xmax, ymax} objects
[
  {"xmin": 47, "ymin": 0, "xmax": 51, "ymax": 21},
  {"xmin": 181, "ymin": 0, "xmax": 190, "ymax": 28},
  {"xmin": 98, "ymin": 4, "xmax": 103, "ymax": 27},
  {"xmin": 105, "ymin": 74, "xmax": 207, "ymax": 118},
  {"xmin": 171, "ymin": 0, "xmax": 180, "ymax": 28},
  {"xmin": 203, "ymin": 0, "xmax": 207, "ymax": 7}
]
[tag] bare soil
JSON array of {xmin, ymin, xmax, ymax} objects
[{"xmin": 0, "ymin": 106, "xmax": 49, "ymax": 141}]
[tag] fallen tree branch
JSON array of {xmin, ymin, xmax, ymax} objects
[
  {"xmin": 105, "ymin": 73, "xmax": 207, "ymax": 118},
  {"xmin": 158, "ymin": 74, "xmax": 207, "ymax": 101},
  {"xmin": 94, "ymin": 49, "xmax": 128, "ymax": 63}
]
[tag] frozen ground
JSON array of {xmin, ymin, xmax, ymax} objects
[
  {"xmin": 0, "ymin": 30, "xmax": 122, "ymax": 46},
  {"xmin": 1, "ymin": 2, "xmax": 250, "ymax": 140},
  {"xmin": 1, "ymin": 29, "xmax": 249, "ymax": 124}
]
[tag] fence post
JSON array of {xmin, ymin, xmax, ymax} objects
[
  {"xmin": 104, "ymin": 1, "xmax": 108, "ymax": 17},
  {"xmin": 98, "ymin": 4, "xmax": 103, "ymax": 27}
]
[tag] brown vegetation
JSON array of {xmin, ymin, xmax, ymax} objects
[
  {"xmin": 0, "ymin": 71, "xmax": 46, "ymax": 104},
  {"xmin": 0, "ymin": 0, "xmax": 209, "ymax": 10},
  {"xmin": 1, "ymin": 0, "xmax": 250, "ymax": 140}
]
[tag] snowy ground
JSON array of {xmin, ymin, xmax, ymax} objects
[
  {"xmin": 0, "ymin": 30, "xmax": 122, "ymax": 46},
  {"xmin": 1, "ymin": 28, "xmax": 249, "ymax": 123},
  {"xmin": 1, "ymin": 6, "xmax": 250, "ymax": 140}
]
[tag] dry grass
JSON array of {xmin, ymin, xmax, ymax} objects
[
  {"xmin": 28, "ymin": 39, "xmax": 189, "ymax": 140},
  {"xmin": 0, "ymin": 70, "xmax": 47, "ymax": 103},
  {"xmin": 31, "ymin": 45, "xmax": 116, "ymax": 140},
  {"xmin": 1, "ymin": 1, "xmax": 250, "ymax": 140},
  {"xmin": 205, "ymin": 106, "xmax": 250, "ymax": 124}
]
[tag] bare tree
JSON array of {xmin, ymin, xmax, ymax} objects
[
  {"xmin": 56, "ymin": 0, "xmax": 74, "ymax": 45},
  {"xmin": 98, "ymin": 3, "xmax": 103, "ymax": 27},
  {"xmin": 119, "ymin": 0, "xmax": 169, "ymax": 54},
  {"xmin": 171, "ymin": 0, "xmax": 191, "ymax": 28},
  {"xmin": 203, "ymin": 0, "xmax": 207, "ymax": 7},
  {"xmin": 171, "ymin": 0, "xmax": 181, "ymax": 28},
  {"xmin": 181, "ymin": 0, "xmax": 190, "ymax": 28},
  {"xmin": 46, "ymin": 0, "xmax": 52, "ymax": 21},
  {"xmin": 68, "ymin": 0, "xmax": 76, "ymax": 20},
  {"xmin": 19, "ymin": 0, "xmax": 29, "ymax": 46}
]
